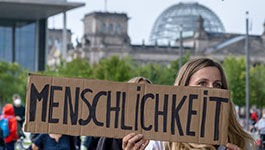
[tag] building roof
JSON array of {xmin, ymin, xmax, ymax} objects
[
  {"xmin": 0, "ymin": 0, "xmax": 85, "ymax": 20},
  {"xmin": 84, "ymin": 11, "xmax": 128, "ymax": 19},
  {"xmin": 149, "ymin": 2, "xmax": 225, "ymax": 45}
]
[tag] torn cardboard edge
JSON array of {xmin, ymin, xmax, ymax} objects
[{"xmin": 24, "ymin": 73, "xmax": 230, "ymax": 145}]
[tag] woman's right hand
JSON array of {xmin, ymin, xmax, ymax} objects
[
  {"xmin": 122, "ymin": 133, "xmax": 149, "ymax": 150},
  {"xmin": 226, "ymin": 143, "xmax": 240, "ymax": 150}
]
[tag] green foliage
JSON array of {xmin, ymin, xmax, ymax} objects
[
  {"xmin": 133, "ymin": 51, "xmax": 190, "ymax": 85},
  {"xmin": 134, "ymin": 63, "xmax": 171, "ymax": 85},
  {"xmin": 93, "ymin": 56, "xmax": 134, "ymax": 82},
  {"xmin": 167, "ymin": 51, "xmax": 191, "ymax": 85},
  {"xmin": 250, "ymin": 64, "xmax": 265, "ymax": 107},
  {"xmin": 223, "ymin": 56, "xmax": 246, "ymax": 106},
  {"xmin": 43, "ymin": 53, "xmax": 191, "ymax": 86},
  {"xmin": 44, "ymin": 57, "xmax": 93, "ymax": 78},
  {"xmin": 223, "ymin": 55, "xmax": 265, "ymax": 107},
  {"xmin": 0, "ymin": 61, "xmax": 27, "ymax": 104}
]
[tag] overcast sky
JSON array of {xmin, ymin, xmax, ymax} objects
[{"xmin": 48, "ymin": 0, "xmax": 265, "ymax": 45}]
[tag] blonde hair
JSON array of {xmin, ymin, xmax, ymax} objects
[
  {"xmin": 165, "ymin": 142, "xmax": 216, "ymax": 150},
  {"xmin": 165, "ymin": 58, "xmax": 254, "ymax": 150},
  {"xmin": 128, "ymin": 77, "xmax": 152, "ymax": 84}
]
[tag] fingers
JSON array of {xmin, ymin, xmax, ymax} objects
[
  {"xmin": 134, "ymin": 138, "xmax": 149, "ymax": 150},
  {"xmin": 122, "ymin": 133, "xmax": 149, "ymax": 150},
  {"xmin": 122, "ymin": 133, "xmax": 136, "ymax": 149},
  {"xmin": 127, "ymin": 134, "xmax": 143, "ymax": 149},
  {"xmin": 226, "ymin": 143, "xmax": 240, "ymax": 150},
  {"xmin": 139, "ymin": 139, "xmax": 149, "ymax": 150}
]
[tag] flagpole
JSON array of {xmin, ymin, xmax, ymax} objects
[{"xmin": 245, "ymin": 11, "xmax": 250, "ymax": 131}]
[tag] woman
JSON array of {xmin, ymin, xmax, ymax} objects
[{"xmin": 122, "ymin": 58, "xmax": 255, "ymax": 150}]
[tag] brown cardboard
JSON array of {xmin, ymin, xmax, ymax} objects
[{"xmin": 24, "ymin": 74, "xmax": 230, "ymax": 145}]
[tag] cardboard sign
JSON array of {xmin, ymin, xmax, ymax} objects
[{"xmin": 24, "ymin": 74, "xmax": 230, "ymax": 145}]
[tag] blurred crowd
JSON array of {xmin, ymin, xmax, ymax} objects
[{"xmin": 236, "ymin": 106, "xmax": 265, "ymax": 149}]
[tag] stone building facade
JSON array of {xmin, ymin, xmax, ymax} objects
[
  {"xmin": 47, "ymin": 28, "xmax": 73, "ymax": 66},
  {"xmin": 67, "ymin": 11, "xmax": 265, "ymax": 65}
]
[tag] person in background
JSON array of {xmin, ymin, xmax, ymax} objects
[
  {"xmin": 31, "ymin": 134, "xmax": 76, "ymax": 150},
  {"xmin": 251, "ymin": 108, "xmax": 258, "ymax": 125},
  {"xmin": 0, "ymin": 104, "xmax": 18, "ymax": 150},
  {"xmin": 12, "ymin": 94, "xmax": 25, "ymax": 138},
  {"xmin": 255, "ymin": 113, "xmax": 265, "ymax": 149},
  {"xmin": 0, "ymin": 127, "xmax": 6, "ymax": 150},
  {"xmin": 250, "ymin": 108, "xmax": 258, "ymax": 133},
  {"xmin": 122, "ymin": 58, "xmax": 255, "ymax": 150}
]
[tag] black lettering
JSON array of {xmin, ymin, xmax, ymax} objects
[
  {"xmin": 79, "ymin": 89, "xmax": 93, "ymax": 126},
  {"xmin": 121, "ymin": 92, "xmax": 132, "ymax": 130},
  {"xmin": 186, "ymin": 94, "xmax": 198, "ymax": 136},
  {"xmin": 48, "ymin": 86, "xmax": 62, "ymax": 123},
  {"xmin": 209, "ymin": 97, "xmax": 228, "ymax": 141},
  {"xmin": 29, "ymin": 84, "xmax": 49, "ymax": 122},
  {"xmin": 140, "ymin": 93, "xmax": 154, "ymax": 131},
  {"xmin": 106, "ymin": 91, "xmax": 120, "ymax": 128},
  {"xmin": 200, "ymin": 90, "xmax": 208, "ymax": 137},
  {"xmin": 171, "ymin": 95, "xmax": 186, "ymax": 135},
  {"xmin": 63, "ymin": 87, "xmax": 80, "ymax": 125},
  {"xmin": 155, "ymin": 94, "xmax": 168, "ymax": 132},
  {"xmin": 135, "ymin": 93, "xmax": 140, "ymax": 131},
  {"xmin": 137, "ymin": 86, "xmax": 141, "ymax": 91},
  {"xmin": 92, "ymin": 91, "xmax": 106, "ymax": 127}
]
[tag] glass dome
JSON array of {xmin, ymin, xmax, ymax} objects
[{"xmin": 149, "ymin": 2, "xmax": 225, "ymax": 45}]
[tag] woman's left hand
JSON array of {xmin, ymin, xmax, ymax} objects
[
  {"xmin": 122, "ymin": 133, "xmax": 149, "ymax": 150},
  {"xmin": 226, "ymin": 143, "xmax": 241, "ymax": 150}
]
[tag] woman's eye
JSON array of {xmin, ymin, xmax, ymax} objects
[
  {"xmin": 213, "ymin": 83, "xmax": 222, "ymax": 89},
  {"xmin": 198, "ymin": 82, "xmax": 207, "ymax": 86}
]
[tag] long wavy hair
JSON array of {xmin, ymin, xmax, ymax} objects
[{"xmin": 165, "ymin": 58, "xmax": 254, "ymax": 150}]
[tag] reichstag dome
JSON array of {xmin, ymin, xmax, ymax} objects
[{"xmin": 149, "ymin": 2, "xmax": 225, "ymax": 45}]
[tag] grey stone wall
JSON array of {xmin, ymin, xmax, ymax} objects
[{"xmin": 66, "ymin": 12, "xmax": 265, "ymax": 66}]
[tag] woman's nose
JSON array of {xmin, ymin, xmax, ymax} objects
[{"xmin": 208, "ymin": 83, "xmax": 214, "ymax": 88}]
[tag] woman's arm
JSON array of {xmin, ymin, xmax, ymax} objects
[
  {"xmin": 32, "ymin": 134, "xmax": 44, "ymax": 150},
  {"xmin": 32, "ymin": 143, "xmax": 39, "ymax": 150}
]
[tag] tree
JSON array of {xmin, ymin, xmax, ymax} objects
[
  {"xmin": 134, "ymin": 63, "xmax": 170, "ymax": 85},
  {"xmin": 0, "ymin": 61, "xmax": 27, "ymax": 104},
  {"xmin": 44, "ymin": 57, "xmax": 93, "ymax": 78},
  {"xmin": 132, "ymin": 51, "xmax": 190, "ymax": 85},
  {"xmin": 222, "ymin": 56, "xmax": 246, "ymax": 106},
  {"xmin": 167, "ymin": 51, "xmax": 191, "ymax": 85},
  {"xmin": 222, "ymin": 55, "xmax": 265, "ymax": 107},
  {"xmin": 250, "ymin": 64, "xmax": 265, "ymax": 107},
  {"xmin": 93, "ymin": 56, "xmax": 134, "ymax": 82}
]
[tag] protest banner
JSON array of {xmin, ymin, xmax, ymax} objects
[{"xmin": 24, "ymin": 74, "xmax": 230, "ymax": 145}]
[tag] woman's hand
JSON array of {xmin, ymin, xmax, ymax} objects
[
  {"xmin": 32, "ymin": 143, "xmax": 39, "ymax": 150},
  {"xmin": 122, "ymin": 133, "xmax": 149, "ymax": 150},
  {"xmin": 226, "ymin": 143, "xmax": 240, "ymax": 150}
]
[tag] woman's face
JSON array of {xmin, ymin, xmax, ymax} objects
[{"xmin": 188, "ymin": 66, "xmax": 222, "ymax": 89}]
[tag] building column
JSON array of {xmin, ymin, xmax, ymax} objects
[
  {"xmin": 35, "ymin": 20, "xmax": 39, "ymax": 71},
  {"xmin": 12, "ymin": 24, "xmax": 16, "ymax": 63},
  {"xmin": 62, "ymin": 11, "xmax": 67, "ymax": 59},
  {"xmin": 38, "ymin": 19, "xmax": 47, "ymax": 71}
]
